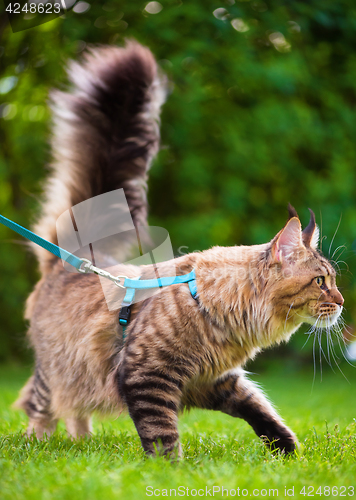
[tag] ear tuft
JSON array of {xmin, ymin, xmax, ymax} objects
[
  {"xmin": 287, "ymin": 203, "xmax": 299, "ymax": 220},
  {"xmin": 272, "ymin": 217, "xmax": 303, "ymax": 263},
  {"xmin": 302, "ymin": 208, "xmax": 319, "ymax": 249}
]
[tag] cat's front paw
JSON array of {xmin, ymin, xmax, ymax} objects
[
  {"xmin": 261, "ymin": 426, "xmax": 298, "ymax": 455},
  {"xmin": 263, "ymin": 435, "xmax": 297, "ymax": 454}
]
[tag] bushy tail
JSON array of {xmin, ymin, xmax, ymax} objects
[{"xmin": 33, "ymin": 40, "xmax": 166, "ymax": 275}]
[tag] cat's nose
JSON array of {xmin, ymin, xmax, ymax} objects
[{"xmin": 333, "ymin": 289, "xmax": 344, "ymax": 307}]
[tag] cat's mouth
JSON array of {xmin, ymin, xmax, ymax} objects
[{"xmin": 306, "ymin": 303, "xmax": 343, "ymax": 328}]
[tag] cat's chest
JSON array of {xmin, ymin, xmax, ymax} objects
[{"xmin": 195, "ymin": 326, "xmax": 259, "ymax": 380}]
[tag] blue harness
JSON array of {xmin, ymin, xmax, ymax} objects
[
  {"xmin": 118, "ymin": 270, "xmax": 198, "ymax": 338},
  {"xmin": 0, "ymin": 214, "xmax": 198, "ymax": 339}
]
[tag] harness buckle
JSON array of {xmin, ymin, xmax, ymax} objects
[{"xmin": 119, "ymin": 305, "xmax": 132, "ymax": 325}]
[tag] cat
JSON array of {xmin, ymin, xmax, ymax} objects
[{"xmin": 14, "ymin": 41, "xmax": 344, "ymax": 458}]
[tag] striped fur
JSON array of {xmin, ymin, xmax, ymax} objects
[{"xmin": 15, "ymin": 42, "xmax": 344, "ymax": 458}]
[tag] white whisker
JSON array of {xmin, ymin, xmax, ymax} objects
[
  {"xmin": 312, "ymin": 331, "xmax": 317, "ymax": 390},
  {"xmin": 325, "ymin": 327, "xmax": 335, "ymax": 372},
  {"xmin": 331, "ymin": 244, "xmax": 347, "ymax": 261},
  {"xmin": 318, "ymin": 330, "xmax": 323, "ymax": 381},
  {"xmin": 334, "ymin": 260, "xmax": 350, "ymax": 274},
  {"xmin": 284, "ymin": 300, "xmax": 295, "ymax": 333},
  {"xmin": 328, "ymin": 213, "xmax": 342, "ymax": 257}
]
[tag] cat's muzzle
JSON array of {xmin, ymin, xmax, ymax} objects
[{"xmin": 312, "ymin": 304, "xmax": 343, "ymax": 328}]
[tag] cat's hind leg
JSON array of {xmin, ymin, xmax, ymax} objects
[
  {"xmin": 14, "ymin": 368, "xmax": 58, "ymax": 439},
  {"xmin": 186, "ymin": 369, "xmax": 298, "ymax": 454},
  {"xmin": 65, "ymin": 416, "xmax": 92, "ymax": 438}
]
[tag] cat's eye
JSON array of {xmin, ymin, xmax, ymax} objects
[{"xmin": 315, "ymin": 276, "xmax": 325, "ymax": 287}]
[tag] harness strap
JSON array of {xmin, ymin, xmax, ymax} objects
[
  {"xmin": 188, "ymin": 277, "xmax": 198, "ymax": 299},
  {"xmin": 119, "ymin": 277, "xmax": 141, "ymax": 340},
  {"xmin": 119, "ymin": 270, "xmax": 198, "ymax": 340},
  {"xmin": 123, "ymin": 269, "xmax": 196, "ymax": 289}
]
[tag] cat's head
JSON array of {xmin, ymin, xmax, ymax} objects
[{"xmin": 268, "ymin": 205, "xmax": 343, "ymax": 330}]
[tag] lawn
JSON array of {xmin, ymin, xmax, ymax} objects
[{"xmin": 0, "ymin": 363, "xmax": 355, "ymax": 500}]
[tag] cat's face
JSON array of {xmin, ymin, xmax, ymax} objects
[
  {"xmin": 296, "ymin": 261, "xmax": 343, "ymax": 328},
  {"xmin": 269, "ymin": 209, "xmax": 344, "ymax": 331}
]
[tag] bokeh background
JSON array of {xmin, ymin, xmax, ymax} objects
[{"xmin": 0, "ymin": 0, "xmax": 356, "ymax": 372}]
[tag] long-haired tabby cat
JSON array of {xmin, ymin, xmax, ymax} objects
[{"xmin": 14, "ymin": 41, "xmax": 344, "ymax": 458}]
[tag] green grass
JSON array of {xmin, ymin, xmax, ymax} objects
[{"xmin": 0, "ymin": 364, "xmax": 355, "ymax": 500}]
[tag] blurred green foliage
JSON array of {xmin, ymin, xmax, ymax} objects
[{"xmin": 0, "ymin": 0, "xmax": 356, "ymax": 362}]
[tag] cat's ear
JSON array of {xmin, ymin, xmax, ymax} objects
[
  {"xmin": 272, "ymin": 217, "xmax": 303, "ymax": 263},
  {"xmin": 302, "ymin": 208, "xmax": 319, "ymax": 250}
]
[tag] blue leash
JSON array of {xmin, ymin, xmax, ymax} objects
[
  {"xmin": 0, "ymin": 213, "xmax": 198, "ymax": 339},
  {"xmin": 0, "ymin": 214, "xmax": 83, "ymax": 269}
]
